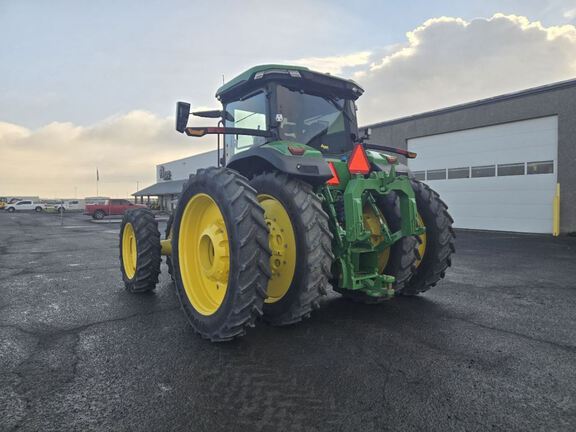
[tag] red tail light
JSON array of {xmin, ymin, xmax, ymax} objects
[
  {"xmin": 327, "ymin": 162, "xmax": 340, "ymax": 185},
  {"xmin": 348, "ymin": 144, "xmax": 371, "ymax": 175}
]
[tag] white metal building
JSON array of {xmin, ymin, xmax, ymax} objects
[{"xmin": 134, "ymin": 150, "xmax": 218, "ymax": 211}]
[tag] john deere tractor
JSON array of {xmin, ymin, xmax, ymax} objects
[{"xmin": 119, "ymin": 65, "xmax": 455, "ymax": 341}]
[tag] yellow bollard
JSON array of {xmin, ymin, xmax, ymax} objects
[{"xmin": 552, "ymin": 183, "xmax": 560, "ymax": 237}]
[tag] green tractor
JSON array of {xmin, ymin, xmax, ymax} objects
[{"xmin": 119, "ymin": 65, "xmax": 455, "ymax": 341}]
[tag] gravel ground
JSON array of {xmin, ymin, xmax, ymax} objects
[{"xmin": 0, "ymin": 211, "xmax": 575, "ymax": 432}]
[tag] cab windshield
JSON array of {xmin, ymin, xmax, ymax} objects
[{"xmin": 276, "ymin": 85, "xmax": 356, "ymax": 155}]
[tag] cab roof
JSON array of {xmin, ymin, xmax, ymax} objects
[{"xmin": 215, "ymin": 64, "xmax": 364, "ymax": 102}]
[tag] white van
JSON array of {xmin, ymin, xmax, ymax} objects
[{"xmin": 55, "ymin": 200, "xmax": 85, "ymax": 212}]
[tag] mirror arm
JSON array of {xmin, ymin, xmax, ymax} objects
[{"xmin": 185, "ymin": 127, "xmax": 272, "ymax": 138}]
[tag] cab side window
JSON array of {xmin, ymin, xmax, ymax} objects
[{"xmin": 224, "ymin": 91, "xmax": 268, "ymax": 155}]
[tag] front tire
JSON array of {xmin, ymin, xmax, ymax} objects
[
  {"xmin": 250, "ymin": 173, "xmax": 333, "ymax": 325},
  {"xmin": 93, "ymin": 210, "xmax": 105, "ymax": 220},
  {"xmin": 35, "ymin": 206, "xmax": 43, "ymax": 212},
  {"xmin": 171, "ymin": 167, "xmax": 271, "ymax": 341},
  {"xmin": 398, "ymin": 180, "xmax": 455, "ymax": 296},
  {"xmin": 7, "ymin": 207, "xmax": 15, "ymax": 213},
  {"xmin": 119, "ymin": 209, "xmax": 161, "ymax": 293}
]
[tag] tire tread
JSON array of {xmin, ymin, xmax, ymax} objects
[
  {"xmin": 119, "ymin": 208, "xmax": 161, "ymax": 293},
  {"xmin": 251, "ymin": 172, "xmax": 333, "ymax": 325},
  {"xmin": 172, "ymin": 167, "xmax": 270, "ymax": 341},
  {"xmin": 398, "ymin": 179, "xmax": 455, "ymax": 295}
]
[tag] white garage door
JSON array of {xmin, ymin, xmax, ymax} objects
[{"xmin": 408, "ymin": 116, "xmax": 558, "ymax": 233}]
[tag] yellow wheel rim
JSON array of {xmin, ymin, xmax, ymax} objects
[
  {"xmin": 363, "ymin": 204, "xmax": 390, "ymax": 273},
  {"xmin": 416, "ymin": 213, "xmax": 427, "ymax": 268},
  {"xmin": 122, "ymin": 222, "xmax": 137, "ymax": 279},
  {"xmin": 258, "ymin": 194, "xmax": 297, "ymax": 304},
  {"xmin": 179, "ymin": 194, "xmax": 229, "ymax": 316}
]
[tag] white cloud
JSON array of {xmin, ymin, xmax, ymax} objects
[
  {"xmin": 288, "ymin": 51, "xmax": 372, "ymax": 75},
  {"xmin": 0, "ymin": 111, "xmax": 217, "ymax": 198},
  {"xmin": 353, "ymin": 14, "xmax": 576, "ymax": 124},
  {"xmin": 564, "ymin": 8, "xmax": 576, "ymax": 19},
  {"xmin": 0, "ymin": 122, "xmax": 30, "ymax": 142}
]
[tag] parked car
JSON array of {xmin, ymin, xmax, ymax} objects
[
  {"xmin": 55, "ymin": 200, "xmax": 84, "ymax": 212},
  {"xmin": 84, "ymin": 199, "xmax": 146, "ymax": 220},
  {"xmin": 5, "ymin": 200, "xmax": 47, "ymax": 213}
]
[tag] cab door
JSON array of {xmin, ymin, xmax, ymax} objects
[
  {"xmin": 17, "ymin": 201, "xmax": 32, "ymax": 210},
  {"xmin": 108, "ymin": 199, "xmax": 121, "ymax": 215}
]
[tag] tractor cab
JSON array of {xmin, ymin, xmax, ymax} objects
[{"xmin": 215, "ymin": 65, "xmax": 364, "ymax": 159}]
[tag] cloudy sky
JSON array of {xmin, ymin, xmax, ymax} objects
[{"xmin": 1, "ymin": 0, "xmax": 575, "ymax": 198}]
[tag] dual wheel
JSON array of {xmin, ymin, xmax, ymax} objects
[{"xmin": 120, "ymin": 167, "xmax": 332, "ymax": 341}]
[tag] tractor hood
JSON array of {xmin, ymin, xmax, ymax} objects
[{"xmin": 216, "ymin": 64, "xmax": 364, "ymax": 102}]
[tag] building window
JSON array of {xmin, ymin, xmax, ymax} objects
[
  {"xmin": 412, "ymin": 170, "xmax": 426, "ymax": 181},
  {"xmin": 427, "ymin": 169, "xmax": 446, "ymax": 180},
  {"xmin": 527, "ymin": 160, "xmax": 554, "ymax": 175},
  {"xmin": 497, "ymin": 163, "xmax": 525, "ymax": 176},
  {"xmin": 471, "ymin": 165, "xmax": 496, "ymax": 178},
  {"xmin": 448, "ymin": 167, "xmax": 470, "ymax": 179}
]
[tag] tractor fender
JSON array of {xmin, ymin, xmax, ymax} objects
[{"xmin": 226, "ymin": 146, "xmax": 332, "ymax": 185}]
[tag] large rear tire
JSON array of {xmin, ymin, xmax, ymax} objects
[
  {"xmin": 398, "ymin": 179, "xmax": 455, "ymax": 296},
  {"xmin": 171, "ymin": 167, "xmax": 271, "ymax": 341},
  {"xmin": 250, "ymin": 173, "xmax": 333, "ymax": 325},
  {"xmin": 119, "ymin": 208, "xmax": 161, "ymax": 293}
]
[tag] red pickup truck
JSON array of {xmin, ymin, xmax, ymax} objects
[{"xmin": 84, "ymin": 199, "xmax": 146, "ymax": 220}]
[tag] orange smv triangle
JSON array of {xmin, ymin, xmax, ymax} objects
[
  {"xmin": 348, "ymin": 144, "xmax": 371, "ymax": 175},
  {"xmin": 326, "ymin": 162, "xmax": 340, "ymax": 185}
]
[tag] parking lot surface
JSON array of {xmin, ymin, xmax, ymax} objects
[{"xmin": 0, "ymin": 211, "xmax": 575, "ymax": 431}]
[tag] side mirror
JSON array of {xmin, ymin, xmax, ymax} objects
[
  {"xmin": 358, "ymin": 127, "xmax": 371, "ymax": 143},
  {"xmin": 176, "ymin": 101, "xmax": 191, "ymax": 133}
]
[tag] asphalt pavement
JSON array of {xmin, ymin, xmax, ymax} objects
[{"xmin": 0, "ymin": 211, "xmax": 575, "ymax": 432}]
